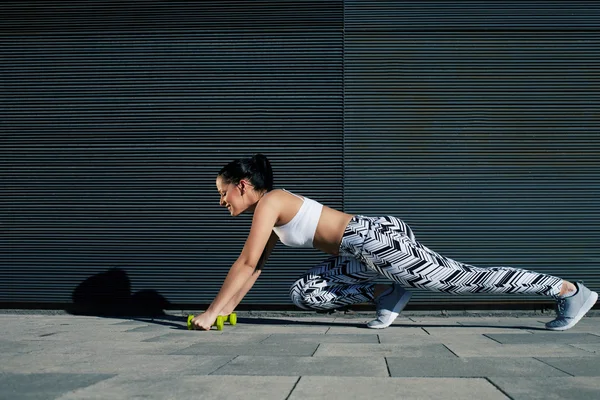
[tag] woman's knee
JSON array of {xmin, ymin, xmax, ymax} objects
[
  {"xmin": 289, "ymin": 275, "xmax": 324, "ymax": 311},
  {"xmin": 289, "ymin": 276, "xmax": 311, "ymax": 310}
]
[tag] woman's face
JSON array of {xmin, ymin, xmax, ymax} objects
[{"xmin": 216, "ymin": 176, "xmax": 244, "ymax": 216}]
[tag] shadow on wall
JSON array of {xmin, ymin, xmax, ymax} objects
[{"xmin": 65, "ymin": 268, "xmax": 170, "ymax": 317}]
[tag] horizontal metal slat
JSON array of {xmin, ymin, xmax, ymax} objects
[{"xmin": 345, "ymin": 1, "xmax": 600, "ymax": 31}]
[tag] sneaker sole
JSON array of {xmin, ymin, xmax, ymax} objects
[
  {"xmin": 546, "ymin": 290, "xmax": 598, "ymax": 331},
  {"xmin": 366, "ymin": 291, "xmax": 412, "ymax": 329}
]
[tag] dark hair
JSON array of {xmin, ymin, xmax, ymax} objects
[{"xmin": 218, "ymin": 153, "xmax": 273, "ymax": 191}]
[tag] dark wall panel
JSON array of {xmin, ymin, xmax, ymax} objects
[
  {"xmin": 2, "ymin": 1, "xmax": 343, "ymax": 306},
  {"xmin": 344, "ymin": 1, "xmax": 600, "ymax": 305}
]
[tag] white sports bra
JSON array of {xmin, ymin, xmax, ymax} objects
[{"xmin": 272, "ymin": 189, "xmax": 324, "ymax": 248}]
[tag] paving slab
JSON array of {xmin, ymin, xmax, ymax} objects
[
  {"xmin": 2, "ymin": 328, "xmax": 81, "ymax": 341},
  {"xmin": 108, "ymin": 320, "xmax": 178, "ymax": 329},
  {"xmin": 0, "ymin": 339, "xmax": 36, "ymax": 353},
  {"xmin": 230, "ymin": 316, "xmax": 336, "ymax": 329},
  {"xmin": 536, "ymin": 357, "xmax": 600, "ymax": 376},
  {"xmin": 454, "ymin": 317, "xmax": 548, "ymax": 325},
  {"xmin": 124, "ymin": 324, "xmax": 178, "ymax": 333},
  {"xmin": 211, "ymin": 356, "xmax": 389, "ymax": 377},
  {"xmin": 19, "ymin": 321, "xmax": 148, "ymax": 332},
  {"xmin": 422, "ymin": 326, "xmax": 537, "ymax": 335},
  {"xmin": 288, "ymin": 376, "xmax": 509, "ymax": 400},
  {"xmin": 261, "ymin": 333, "xmax": 379, "ymax": 344},
  {"xmin": 406, "ymin": 318, "xmax": 462, "ymax": 325},
  {"xmin": 18, "ymin": 328, "xmax": 170, "ymax": 343},
  {"xmin": 20, "ymin": 339, "xmax": 190, "ymax": 356},
  {"xmin": 2, "ymin": 353, "xmax": 232, "ymax": 376},
  {"xmin": 485, "ymin": 332, "xmax": 600, "ymax": 344},
  {"xmin": 357, "ymin": 327, "xmax": 431, "ymax": 337},
  {"xmin": 569, "ymin": 343, "xmax": 600, "ymax": 354},
  {"xmin": 220, "ymin": 325, "xmax": 330, "ymax": 334},
  {"xmin": 444, "ymin": 342, "xmax": 596, "ymax": 358},
  {"xmin": 111, "ymin": 319, "xmax": 155, "ymax": 326},
  {"xmin": 386, "ymin": 357, "xmax": 569, "ymax": 377},
  {"xmin": 56, "ymin": 375, "xmax": 299, "ymax": 400},
  {"xmin": 143, "ymin": 332, "xmax": 270, "ymax": 344},
  {"xmin": 172, "ymin": 342, "xmax": 319, "ymax": 356},
  {"xmin": 378, "ymin": 333, "xmax": 498, "ymax": 346},
  {"xmin": 325, "ymin": 326, "xmax": 425, "ymax": 335},
  {"xmin": 331, "ymin": 316, "xmax": 414, "ymax": 326},
  {"xmin": 0, "ymin": 372, "xmax": 115, "ymax": 400},
  {"xmin": 489, "ymin": 376, "xmax": 600, "ymax": 400},
  {"xmin": 270, "ymin": 317, "xmax": 338, "ymax": 324},
  {"xmin": 0, "ymin": 353, "xmax": 96, "ymax": 373},
  {"xmin": 313, "ymin": 343, "xmax": 456, "ymax": 357}
]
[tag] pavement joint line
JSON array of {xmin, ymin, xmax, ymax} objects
[
  {"xmin": 377, "ymin": 334, "xmax": 381, "ymax": 344},
  {"xmin": 532, "ymin": 356, "xmax": 575, "ymax": 377},
  {"xmin": 285, "ymin": 376, "xmax": 302, "ymax": 400},
  {"xmin": 568, "ymin": 343, "xmax": 597, "ymax": 354},
  {"xmin": 442, "ymin": 344, "xmax": 460, "ymax": 358},
  {"xmin": 258, "ymin": 334, "xmax": 273, "ymax": 344},
  {"xmin": 484, "ymin": 377, "xmax": 515, "ymax": 400},
  {"xmin": 324, "ymin": 326, "xmax": 331, "ymax": 334},
  {"xmin": 311, "ymin": 343, "xmax": 321, "ymax": 357},
  {"xmin": 207, "ymin": 355, "xmax": 238, "ymax": 376},
  {"xmin": 483, "ymin": 334, "xmax": 503, "ymax": 345},
  {"xmin": 421, "ymin": 327, "xmax": 431, "ymax": 335},
  {"xmin": 384, "ymin": 357, "xmax": 392, "ymax": 377}
]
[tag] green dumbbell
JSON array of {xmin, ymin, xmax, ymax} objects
[
  {"xmin": 187, "ymin": 314, "xmax": 224, "ymax": 331},
  {"xmin": 221, "ymin": 313, "xmax": 237, "ymax": 325},
  {"xmin": 228, "ymin": 312, "xmax": 237, "ymax": 325},
  {"xmin": 187, "ymin": 313, "xmax": 237, "ymax": 330}
]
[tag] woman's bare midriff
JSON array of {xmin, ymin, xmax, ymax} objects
[{"xmin": 313, "ymin": 206, "xmax": 354, "ymax": 255}]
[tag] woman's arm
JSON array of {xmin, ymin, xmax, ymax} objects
[
  {"xmin": 191, "ymin": 197, "xmax": 279, "ymax": 330},
  {"xmin": 214, "ymin": 231, "xmax": 278, "ymax": 315}
]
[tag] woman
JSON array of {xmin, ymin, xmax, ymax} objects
[{"xmin": 190, "ymin": 154, "xmax": 597, "ymax": 331}]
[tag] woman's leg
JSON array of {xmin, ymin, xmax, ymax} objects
[
  {"xmin": 340, "ymin": 215, "xmax": 597, "ymax": 330},
  {"xmin": 289, "ymin": 255, "xmax": 382, "ymax": 311},
  {"xmin": 341, "ymin": 215, "xmax": 564, "ymax": 297}
]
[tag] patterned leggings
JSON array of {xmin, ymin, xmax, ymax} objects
[{"xmin": 290, "ymin": 215, "xmax": 564, "ymax": 311}]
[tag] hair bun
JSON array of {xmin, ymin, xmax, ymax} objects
[
  {"xmin": 252, "ymin": 153, "xmax": 273, "ymax": 191},
  {"xmin": 253, "ymin": 153, "xmax": 266, "ymax": 162},
  {"xmin": 218, "ymin": 153, "xmax": 273, "ymax": 192}
]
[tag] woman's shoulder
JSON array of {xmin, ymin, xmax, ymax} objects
[
  {"xmin": 265, "ymin": 188, "xmax": 298, "ymax": 198},
  {"xmin": 256, "ymin": 189, "xmax": 301, "ymax": 223},
  {"xmin": 261, "ymin": 189, "xmax": 304, "ymax": 207},
  {"xmin": 266, "ymin": 188, "xmax": 328, "ymax": 205}
]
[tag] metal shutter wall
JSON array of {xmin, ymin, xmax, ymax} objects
[
  {"xmin": 2, "ymin": 1, "xmax": 343, "ymax": 306},
  {"xmin": 344, "ymin": 1, "xmax": 600, "ymax": 305}
]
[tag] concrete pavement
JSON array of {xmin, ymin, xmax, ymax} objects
[{"xmin": 1, "ymin": 310, "xmax": 599, "ymax": 399}]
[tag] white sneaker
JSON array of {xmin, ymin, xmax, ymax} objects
[
  {"xmin": 367, "ymin": 283, "xmax": 412, "ymax": 329},
  {"xmin": 546, "ymin": 282, "xmax": 598, "ymax": 331}
]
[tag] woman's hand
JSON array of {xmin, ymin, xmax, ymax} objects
[{"xmin": 190, "ymin": 311, "xmax": 217, "ymax": 331}]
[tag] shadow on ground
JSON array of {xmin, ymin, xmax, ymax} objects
[
  {"xmin": 132, "ymin": 314, "xmax": 548, "ymax": 331},
  {"xmin": 65, "ymin": 268, "xmax": 169, "ymax": 318},
  {"xmin": 62, "ymin": 268, "xmax": 548, "ymax": 332}
]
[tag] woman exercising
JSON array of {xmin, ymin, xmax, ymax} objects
[{"xmin": 190, "ymin": 154, "xmax": 597, "ymax": 331}]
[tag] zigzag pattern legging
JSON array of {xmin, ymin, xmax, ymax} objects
[{"xmin": 290, "ymin": 215, "xmax": 563, "ymax": 311}]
